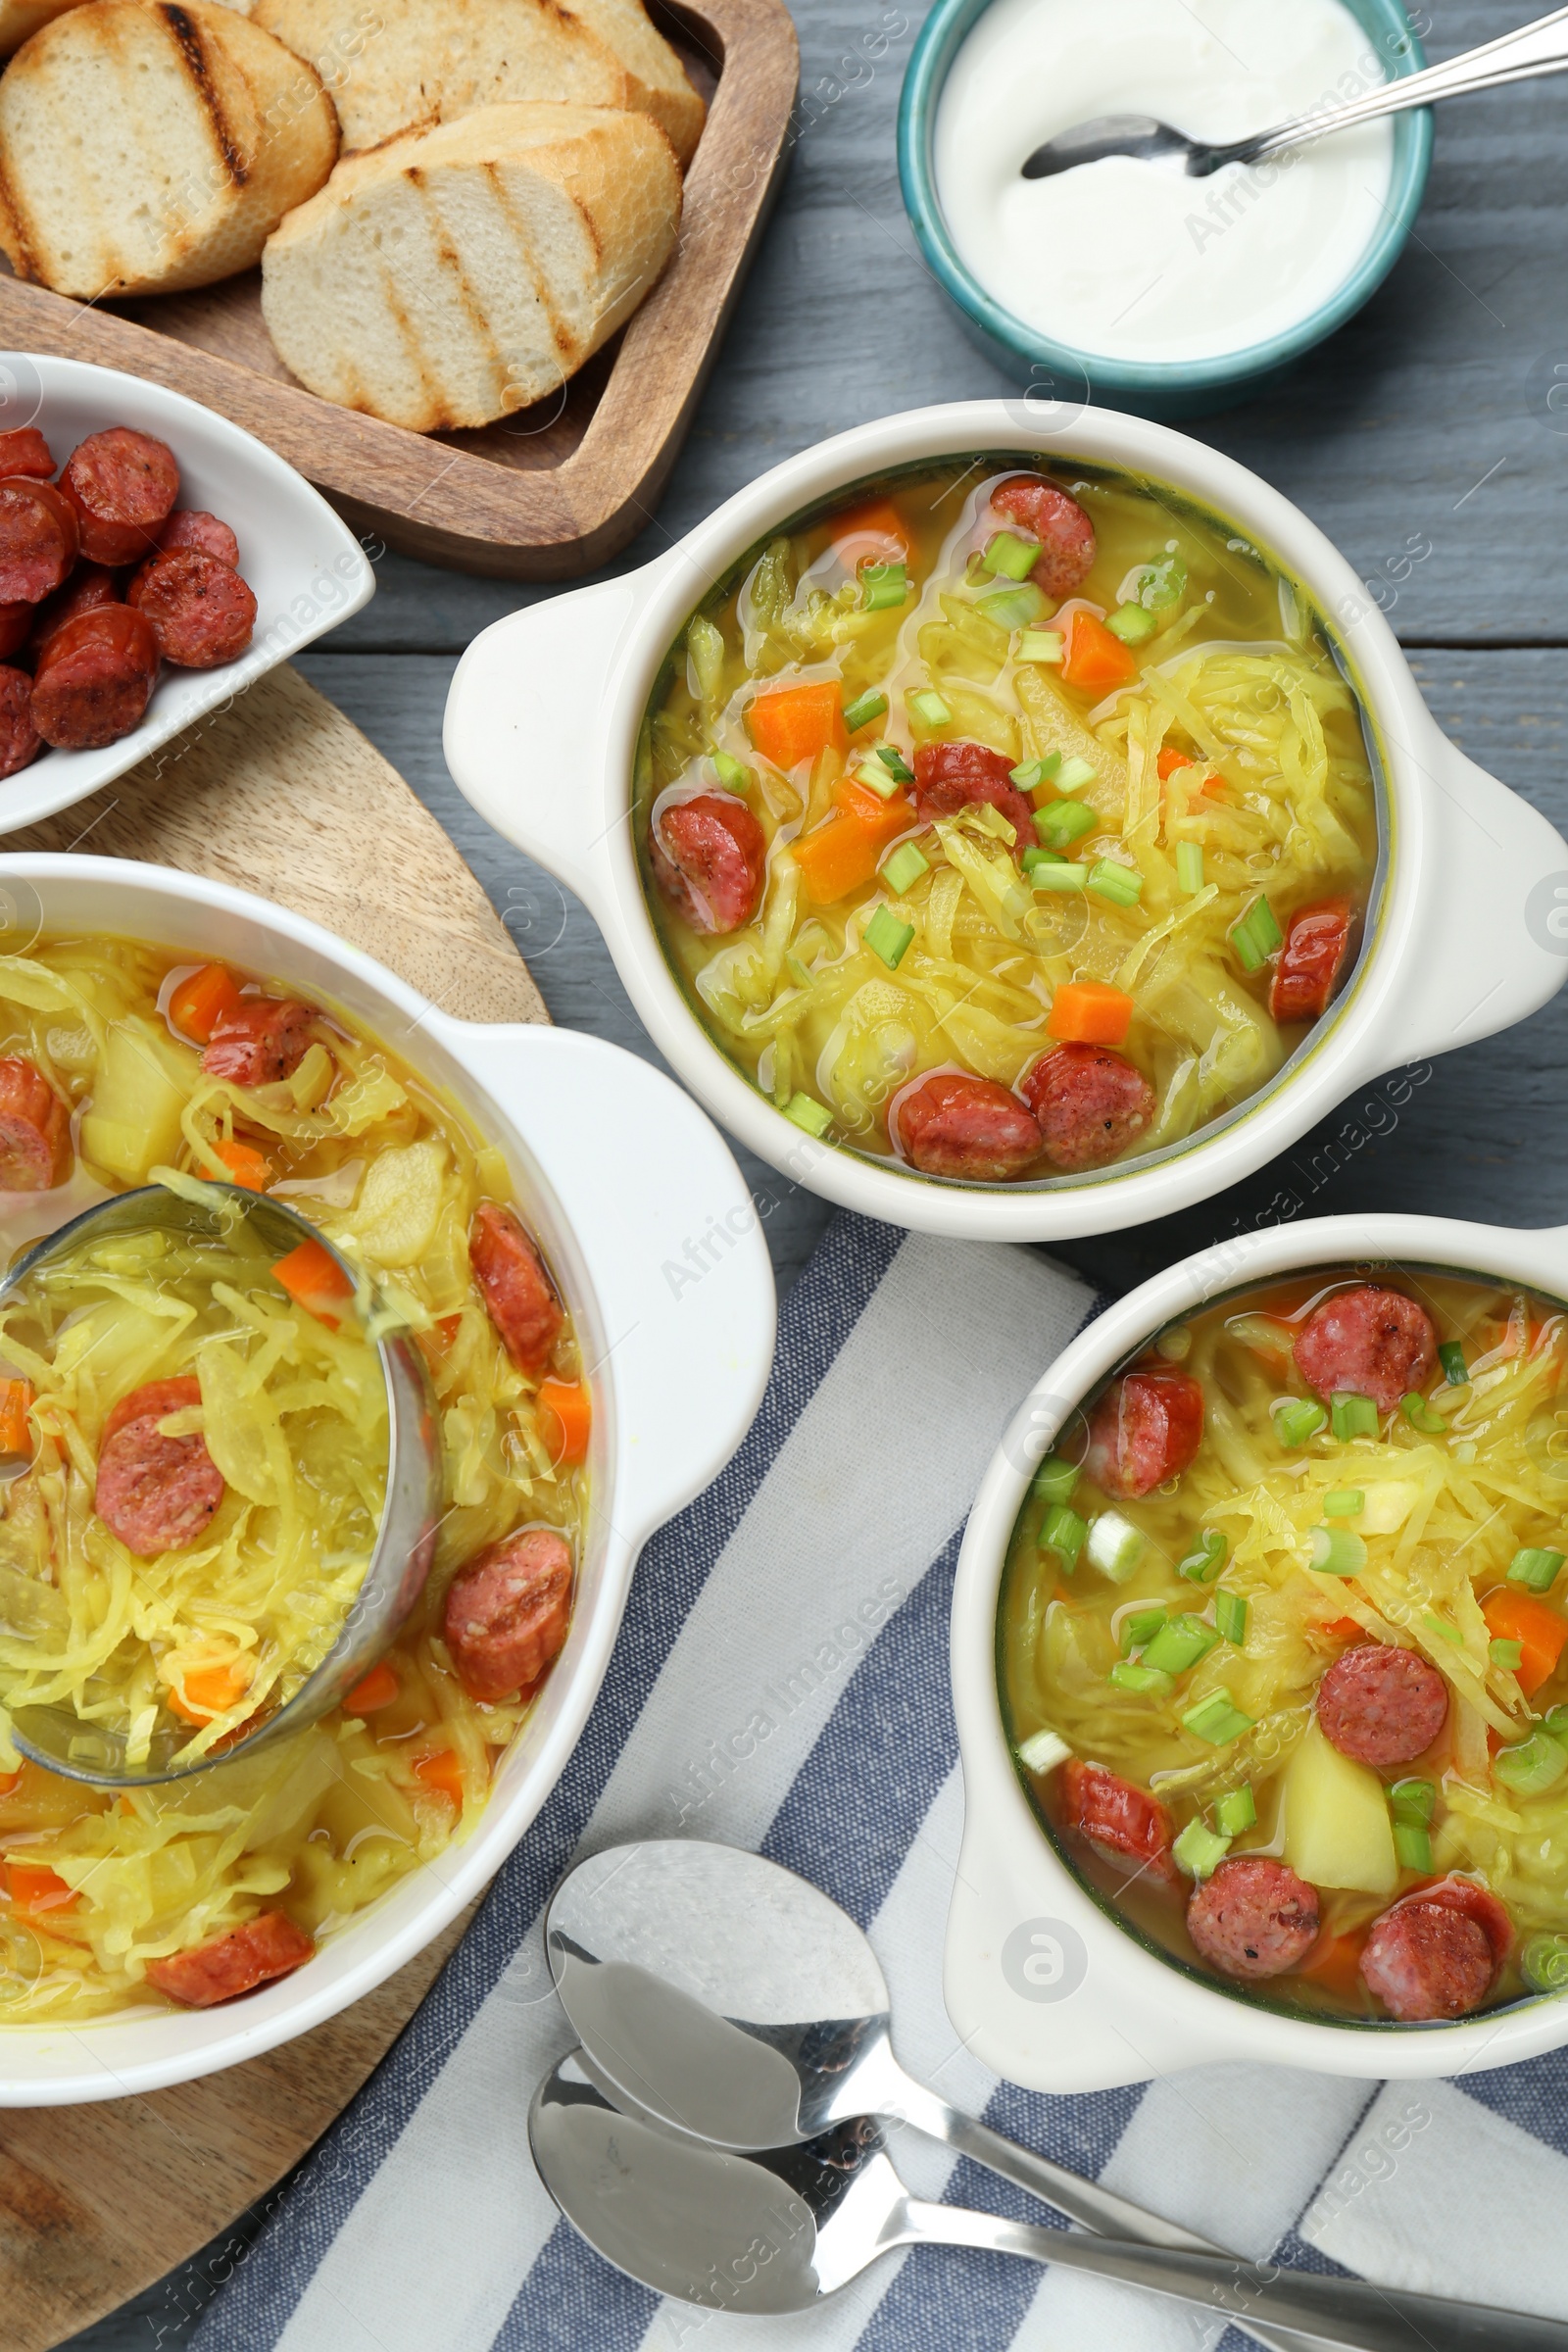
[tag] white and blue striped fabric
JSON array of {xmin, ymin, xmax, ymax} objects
[{"xmin": 194, "ymin": 1213, "xmax": 1568, "ymax": 2352}]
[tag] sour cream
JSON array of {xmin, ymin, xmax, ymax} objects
[{"xmin": 933, "ymin": 0, "xmax": 1396, "ymax": 365}]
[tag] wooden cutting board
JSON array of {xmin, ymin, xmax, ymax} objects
[{"xmin": 0, "ymin": 663, "xmax": 545, "ymax": 2349}]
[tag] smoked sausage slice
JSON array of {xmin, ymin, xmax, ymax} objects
[
  {"xmin": 95, "ymin": 1375, "xmax": 224, "ymax": 1556},
  {"xmin": 1270, "ymin": 898, "xmax": 1353, "ymax": 1025},
  {"xmin": 991, "ymin": 475, "xmax": 1098, "ymax": 597},
  {"xmin": 156, "ymin": 510, "xmax": 240, "ymax": 567},
  {"xmin": 1317, "ymin": 1642, "xmax": 1448, "ymax": 1769},
  {"xmin": 1360, "ymin": 1900, "xmax": 1494, "ymax": 2020},
  {"xmin": 651, "ymin": 793, "xmax": 766, "ymax": 933},
  {"xmin": 128, "ymin": 547, "xmax": 256, "ymax": 667},
  {"xmin": 1060, "ymin": 1756, "xmax": 1176, "ymax": 1883},
  {"xmin": 0, "ymin": 479, "xmax": 78, "ymax": 604},
  {"xmin": 0, "ymin": 605, "xmax": 31, "ymax": 661},
  {"xmin": 469, "ymin": 1200, "xmax": 564, "ymax": 1373},
  {"xmin": 60, "ymin": 427, "xmax": 178, "ymax": 564},
  {"xmin": 1021, "ymin": 1043, "xmax": 1154, "ymax": 1170},
  {"xmin": 911, "ymin": 740, "xmax": 1035, "ymax": 844},
  {"xmin": 0, "ymin": 669, "xmax": 40, "ymax": 781},
  {"xmin": 444, "ymin": 1526, "xmax": 573, "ymax": 1701},
  {"xmin": 29, "ymin": 564, "xmax": 120, "ymax": 665},
  {"xmin": 0, "ymin": 1056, "xmax": 67, "ymax": 1188},
  {"xmin": 895, "ymin": 1072, "xmax": 1043, "ymax": 1180},
  {"xmin": 0, "ymin": 428, "xmax": 55, "ymax": 480},
  {"xmin": 1294, "ymin": 1285, "xmax": 1438, "ymax": 1412},
  {"xmin": 1188, "ymin": 1855, "xmax": 1320, "ymax": 1980},
  {"xmin": 1082, "ymin": 1368, "xmax": 1203, "ymax": 1496},
  {"xmin": 147, "ymin": 1912, "xmax": 314, "ymax": 2007},
  {"xmin": 200, "ymin": 998, "xmax": 316, "ymax": 1086},
  {"xmin": 30, "ymin": 606, "xmax": 158, "ymax": 749}
]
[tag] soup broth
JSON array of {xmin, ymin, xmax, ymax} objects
[
  {"xmin": 1000, "ymin": 1266, "xmax": 1568, "ymax": 2023},
  {"xmin": 638, "ymin": 458, "xmax": 1381, "ymax": 1184}
]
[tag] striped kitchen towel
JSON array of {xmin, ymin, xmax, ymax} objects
[{"xmin": 192, "ymin": 1212, "xmax": 1568, "ymax": 2352}]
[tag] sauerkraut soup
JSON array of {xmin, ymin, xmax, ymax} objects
[
  {"xmin": 636, "ymin": 459, "xmax": 1382, "ymax": 1184},
  {"xmin": 0, "ymin": 934, "xmax": 586, "ymax": 2019},
  {"xmin": 1000, "ymin": 1269, "xmax": 1568, "ymax": 2025}
]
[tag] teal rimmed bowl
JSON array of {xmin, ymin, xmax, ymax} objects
[{"xmin": 897, "ymin": 0, "xmax": 1432, "ymax": 417}]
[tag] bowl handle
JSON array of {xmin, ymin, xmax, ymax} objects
[
  {"xmin": 425, "ymin": 1018, "xmax": 776, "ymax": 1543},
  {"xmin": 443, "ymin": 567, "xmax": 660, "ymax": 917},
  {"xmin": 1360, "ymin": 735, "xmax": 1568, "ymax": 1072}
]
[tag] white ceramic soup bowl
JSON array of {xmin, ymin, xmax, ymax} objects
[
  {"xmin": 0, "ymin": 855, "xmax": 774, "ymax": 2106},
  {"xmin": 0, "ymin": 354, "xmax": 373, "ymax": 833},
  {"xmin": 947, "ymin": 1208, "xmax": 1568, "ymax": 2090},
  {"xmin": 445, "ymin": 399, "xmax": 1568, "ymax": 1244}
]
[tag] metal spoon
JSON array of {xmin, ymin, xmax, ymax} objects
[
  {"xmin": 545, "ymin": 1839, "xmax": 1329, "ymax": 2352},
  {"xmin": 1021, "ymin": 0, "xmax": 1568, "ymax": 178},
  {"xmin": 531, "ymin": 2052, "xmax": 1564, "ymax": 2350}
]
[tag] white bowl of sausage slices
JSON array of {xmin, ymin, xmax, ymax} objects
[
  {"xmin": 446, "ymin": 398, "xmax": 1568, "ymax": 1243},
  {"xmin": 949, "ymin": 1211, "xmax": 1568, "ymax": 2088},
  {"xmin": 0, "ymin": 854, "xmax": 773, "ymax": 2103},
  {"xmin": 0, "ymin": 352, "xmax": 372, "ymax": 832}
]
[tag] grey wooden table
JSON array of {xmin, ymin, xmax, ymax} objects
[{"xmin": 63, "ymin": 0, "xmax": 1568, "ymax": 2338}]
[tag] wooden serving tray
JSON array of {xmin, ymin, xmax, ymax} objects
[
  {"xmin": 0, "ymin": 0, "xmax": 799, "ymax": 580},
  {"xmin": 0, "ymin": 662, "xmax": 543, "ymax": 2349}
]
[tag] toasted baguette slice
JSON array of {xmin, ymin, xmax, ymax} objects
[
  {"xmin": 254, "ymin": 0, "xmax": 705, "ymax": 166},
  {"xmin": 0, "ymin": 0, "xmax": 254, "ymax": 49},
  {"xmin": 261, "ymin": 103, "xmax": 680, "ymax": 430},
  {"xmin": 0, "ymin": 0, "xmax": 338, "ymax": 297}
]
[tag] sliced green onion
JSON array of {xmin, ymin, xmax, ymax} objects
[
  {"xmin": 1032, "ymin": 1454, "xmax": 1080, "ymax": 1506},
  {"xmin": 1121, "ymin": 1604, "xmax": 1168, "ymax": 1654},
  {"xmin": 712, "ymin": 750, "xmax": 750, "ymax": 790},
  {"xmin": 880, "ymin": 840, "xmax": 929, "ymax": 896},
  {"xmin": 1495, "ymin": 1731, "xmax": 1568, "ymax": 1794},
  {"xmin": 1393, "ymin": 1820, "xmax": 1433, "ymax": 1874},
  {"xmin": 906, "ymin": 689, "xmax": 952, "ymax": 729},
  {"xmin": 1181, "ymin": 1689, "xmax": 1253, "ymax": 1745},
  {"xmin": 852, "ymin": 753, "xmax": 901, "ymax": 801},
  {"xmin": 1031, "ymin": 861, "xmax": 1089, "ymax": 894},
  {"xmin": 1214, "ymin": 1785, "xmax": 1256, "ymax": 1836},
  {"xmin": 1128, "ymin": 551, "xmax": 1187, "ymax": 612},
  {"xmin": 983, "ymin": 530, "xmax": 1042, "ymax": 581},
  {"xmin": 978, "ymin": 583, "xmax": 1049, "ymax": 631},
  {"xmin": 861, "ymin": 562, "xmax": 906, "ymax": 612},
  {"xmin": 1178, "ymin": 1529, "xmax": 1228, "ymax": 1583},
  {"xmin": 1105, "ymin": 602, "xmax": 1156, "ymax": 646},
  {"xmin": 1011, "ymin": 753, "xmax": 1060, "ymax": 791},
  {"xmin": 1172, "ymin": 1819, "xmax": 1231, "ymax": 1879},
  {"xmin": 1390, "ymin": 1779, "xmax": 1436, "ymax": 1822},
  {"xmin": 1331, "ymin": 1392, "xmax": 1378, "ymax": 1442},
  {"xmin": 1175, "ymin": 840, "xmax": 1204, "ymax": 896},
  {"xmin": 1543, "ymin": 1704, "xmax": 1568, "ymax": 1743},
  {"xmin": 1017, "ymin": 629, "xmax": 1064, "ymax": 664},
  {"xmin": 784, "ymin": 1093, "xmax": 831, "ymax": 1138},
  {"xmin": 1324, "ymin": 1490, "xmax": 1364, "ymax": 1517},
  {"xmin": 1509, "ymin": 1546, "xmax": 1565, "ymax": 1592},
  {"xmin": 1401, "ymin": 1391, "xmax": 1446, "ymax": 1432},
  {"xmin": 1087, "ymin": 858, "xmax": 1144, "ymax": 907},
  {"xmin": 1310, "ymin": 1525, "xmax": 1367, "ymax": 1578},
  {"xmin": 876, "ymin": 744, "xmax": 915, "ymax": 785},
  {"xmin": 1015, "ymin": 1726, "xmax": 1071, "ymax": 1775},
  {"xmin": 842, "ymin": 688, "xmax": 889, "ymax": 734},
  {"xmin": 1056, "ymin": 755, "xmax": 1098, "ymax": 794},
  {"xmin": 1228, "ymin": 894, "xmax": 1284, "ymax": 973},
  {"xmin": 1023, "ymin": 845, "xmax": 1064, "ymax": 874},
  {"xmin": 863, "ymin": 905, "xmax": 914, "ymax": 970},
  {"xmin": 1273, "ymin": 1397, "xmax": 1327, "ymax": 1447},
  {"xmin": 1086, "ymin": 1509, "xmax": 1145, "ymax": 1583},
  {"xmin": 1491, "ymin": 1637, "xmax": 1525, "ymax": 1672},
  {"xmin": 1109, "ymin": 1659, "xmax": 1174, "ymax": 1695},
  {"xmin": 1214, "ymin": 1590, "xmax": 1248, "ymax": 1646},
  {"xmin": 1141, "ymin": 1613, "xmax": 1220, "ymax": 1677},
  {"xmin": 1522, "ymin": 1932, "xmax": 1568, "ymax": 1992},
  {"xmin": 1423, "ymin": 1612, "xmax": 1463, "ymax": 1648},
  {"xmin": 1439, "ymin": 1341, "xmax": 1469, "ymax": 1387},
  {"xmin": 1035, "ymin": 799, "xmax": 1098, "ymax": 851},
  {"xmin": 1041, "ymin": 1503, "xmax": 1087, "ymax": 1566}
]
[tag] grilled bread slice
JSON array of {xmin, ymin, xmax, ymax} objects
[
  {"xmin": 0, "ymin": 0, "xmax": 338, "ymax": 297},
  {"xmin": 260, "ymin": 102, "xmax": 681, "ymax": 429},
  {"xmin": 0, "ymin": 0, "xmax": 254, "ymax": 54},
  {"xmin": 254, "ymin": 0, "xmax": 705, "ymax": 165}
]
